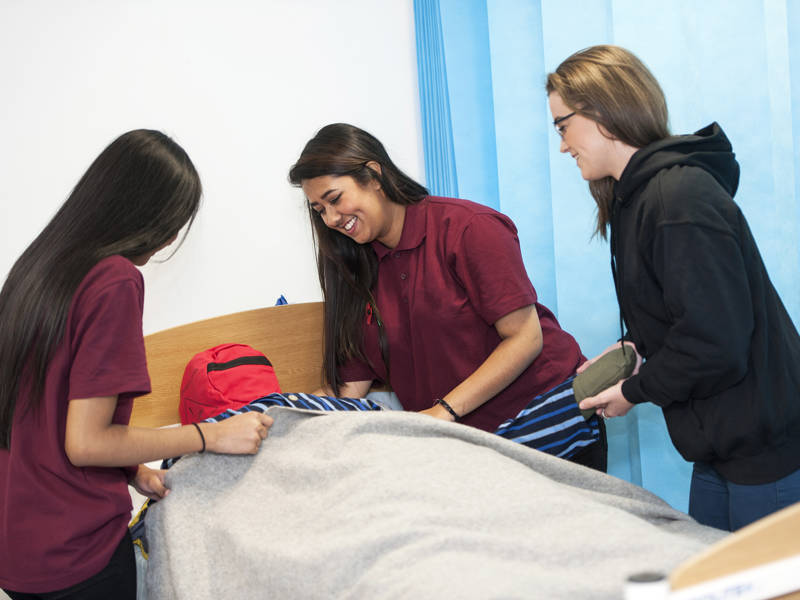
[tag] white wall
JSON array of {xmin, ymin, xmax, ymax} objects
[{"xmin": 0, "ymin": 0, "xmax": 424, "ymax": 335}]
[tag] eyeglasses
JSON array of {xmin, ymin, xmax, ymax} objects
[{"xmin": 553, "ymin": 112, "xmax": 576, "ymax": 138}]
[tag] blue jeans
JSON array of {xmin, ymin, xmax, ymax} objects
[{"xmin": 689, "ymin": 461, "xmax": 800, "ymax": 531}]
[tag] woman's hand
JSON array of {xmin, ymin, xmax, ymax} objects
[
  {"xmin": 577, "ymin": 380, "xmax": 635, "ymax": 419},
  {"xmin": 131, "ymin": 464, "xmax": 169, "ymax": 500},
  {"xmin": 204, "ymin": 412, "xmax": 274, "ymax": 455},
  {"xmin": 419, "ymin": 403, "xmax": 456, "ymax": 422},
  {"xmin": 577, "ymin": 340, "xmax": 642, "ymax": 375},
  {"xmin": 576, "ymin": 341, "xmax": 641, "ymax": 419}
]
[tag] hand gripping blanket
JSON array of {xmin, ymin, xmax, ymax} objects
[{"xmin": 145, "ymin": 408, "xmax": 725, "ymax": 599}]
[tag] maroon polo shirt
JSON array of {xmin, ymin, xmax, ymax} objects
[
  {"xmin": 340, "ymin": 196, "xmax": 584, "ymax": 432},
  {"xmin": 0, "ymin": 255, "xmax": 151, "ymax": 593}
]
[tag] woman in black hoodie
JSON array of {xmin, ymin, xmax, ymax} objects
[{"xmin": 546, "ymin": 45, "xmax": 800, "ymax": 531}]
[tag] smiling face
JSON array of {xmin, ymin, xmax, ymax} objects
[
  {"xmin": 548, "ymin": 91, "xmax": 636, "ymax": 182},
  {"xmin": 302, "ymin": 170, "xmax": 406, "ymax": 248}
]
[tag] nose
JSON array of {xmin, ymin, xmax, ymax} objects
[
  {"xmin": 322, "ymin": 206, "xmax": 341, "ymax": 228},
  {"xmin": 559, "ymin": 137, "xmax": 568, "ymax": 154}
]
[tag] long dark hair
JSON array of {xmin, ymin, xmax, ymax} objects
[
  {"xmin": 288, "ymin": 123, "xmax": 428, "ymax": 394},
  {"xmin": 0, "ymin": 129, "xmax": 202, "ymax": 448},
  {"xmin": 546, "ymin": 45, "xmax": 670, "ymax": 237}
]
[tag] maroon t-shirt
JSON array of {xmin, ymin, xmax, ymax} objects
[
  {"xmin": 0, "ymin": 255, "xmax": 151, "ymax": 593},
  {"xmin": 340, "ymin": 196, "xmax": 584, "ymax": 432}
]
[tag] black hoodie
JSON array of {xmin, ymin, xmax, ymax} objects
[{"xmin": 612, "ymin": 122, "xmax": 800, "ymax": 485}]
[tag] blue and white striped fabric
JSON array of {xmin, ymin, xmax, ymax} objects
[
  {"xmin": 204, "ymin": 392, "xmax": 384, "ymax": 422},
  {"xmin": 494, "ymin": 376, "xmax": 600, "ymax": 459}
]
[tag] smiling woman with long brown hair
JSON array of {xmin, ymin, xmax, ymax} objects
[
  {"xmin": 289, "ymin": 122, "xmax": 607, "ymax": 471},
  {"xmin": 547, "ymin": 44, "xmax": 800, "ymax": 531}
]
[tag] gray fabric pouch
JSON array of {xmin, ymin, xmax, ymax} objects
[{"xmin": 573, "ymin": 347, "xmax": 637, "ymax": 419}]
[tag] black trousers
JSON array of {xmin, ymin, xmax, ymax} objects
[
  {"xmin": 4, "ymin": 529, "xmax": 136, "ymax": 600},
  {"xmin": 568, "ymin": 416, "xmax": 608, "ymax": 473}
]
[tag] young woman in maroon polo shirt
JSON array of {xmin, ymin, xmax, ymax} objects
[
  {"xmin": 0, "ymin": 130, "xmax": 273, "ymax": 600},
  {"xmin": 289, "ymin": 123, "xmax": 606, "ymax": 471}
]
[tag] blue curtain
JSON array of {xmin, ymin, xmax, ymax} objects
[
  {"xmin": 414, "ymin": 0, "xmax": 459, "ymax": 199},
  {"xmin": 413, "ymin": 0, "xmax": 800, "ymax": 511}
]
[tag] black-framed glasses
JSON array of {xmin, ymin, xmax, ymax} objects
[{"xmin": 553, "ymin": 112, "xmax": 576, "ymax": 138}]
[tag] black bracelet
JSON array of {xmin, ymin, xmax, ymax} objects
[
  {"xmin": 434, "ymin": 398, "xmax": 459, "ymax": 421},
  {"xmin": 192, "ymin": 422, "xmax": 206, "ymax": 453}
]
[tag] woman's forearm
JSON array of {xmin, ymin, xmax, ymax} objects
[
  {"xmin": 439, "ymin": 306, "xmax": 542, "ymax": 418},
  {"xmin": 65, "ymin": 396, "xmax": 271, "ymax": 467},
  {"xmin": 65, "ymin": 421, "xmax": 205, "ymax": 467}
]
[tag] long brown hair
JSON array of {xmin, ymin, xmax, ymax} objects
[
  {"xmin": 0, "ymin": 130, "xmax": 201, "ymax": 448},
  {"xmin": 546, "ymin": 45, "xmax": 670, "ymax": 237},
  {"xmin": 288, "ymin": 123, "xmax": 428, "ymax": 393}
]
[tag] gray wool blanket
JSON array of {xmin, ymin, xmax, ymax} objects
[{"xmin": 145, "ymin": 408, "xmax": 726, "ymax": 599}]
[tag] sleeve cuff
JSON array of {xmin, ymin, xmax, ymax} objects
[{"xmin": 621, "ymin": 377, "xmax": 648, "ymax": 405}]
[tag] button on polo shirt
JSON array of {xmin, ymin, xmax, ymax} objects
[{"xmin": 340, "ymin": 196, "xmax": 584, "ymax": 432}]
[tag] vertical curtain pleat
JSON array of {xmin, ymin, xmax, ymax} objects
[{"xmin": 413, "ymin": 0, "xmax": 458, "ymax": 197}]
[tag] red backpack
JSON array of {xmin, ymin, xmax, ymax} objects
[{"xmin": 179, "ymin": 343, "xmax": 282, "ymax": 424}]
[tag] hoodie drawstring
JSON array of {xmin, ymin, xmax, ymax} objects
[{"xmin": 610, "ymin": 196, "xmax": 631, "ymax": 358}]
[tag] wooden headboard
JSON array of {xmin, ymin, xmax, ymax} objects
[{"xmin": 130, "ymin": 302, "xmax": 324, "ymax": 428}]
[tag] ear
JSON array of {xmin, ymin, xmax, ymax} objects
[{"xmin": 365, "ymin": 161, "xmax": 383, "ymax": 188}]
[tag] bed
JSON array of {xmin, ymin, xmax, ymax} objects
[{"xmin": 130, "ymin": 302, "xmax": 800, "ymax": 600}]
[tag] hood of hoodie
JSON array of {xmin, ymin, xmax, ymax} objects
[
  {"xmin": 607, "ymin": 122, "xmax": 740, "ymax": 358},
  {"xmin": 614, "ymin": 122, "xmax": 740, "ymax": 205}
]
